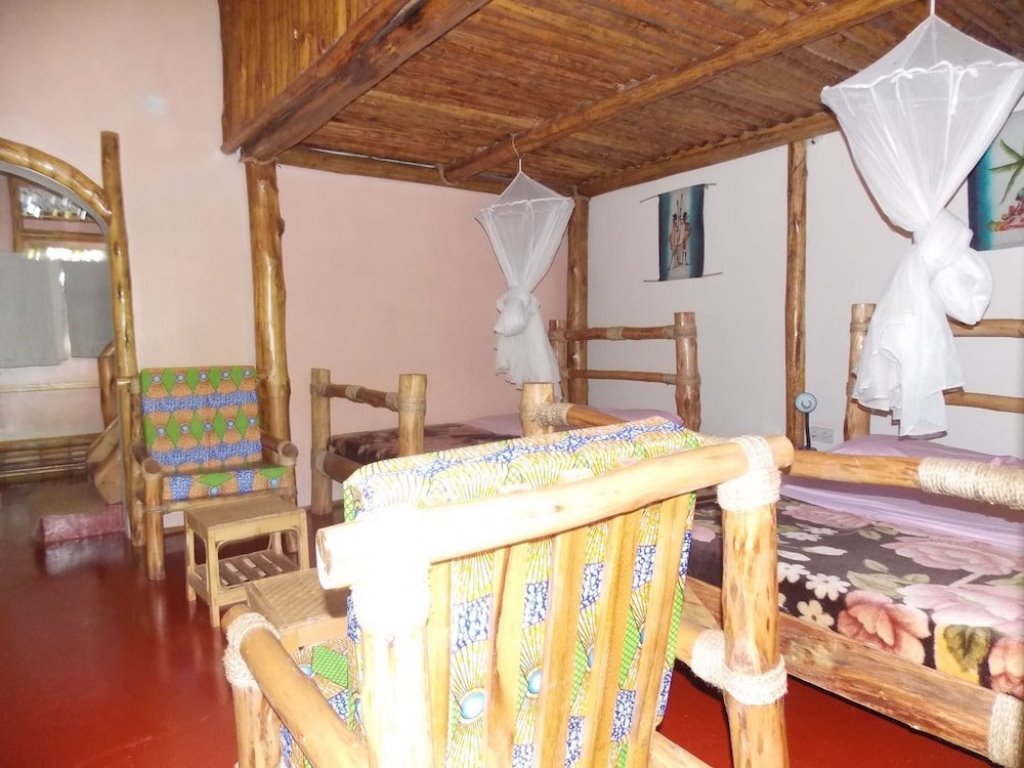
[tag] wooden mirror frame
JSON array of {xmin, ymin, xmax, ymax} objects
[{"xmin": 0, "ymin": 133, "xmax": 139, "ymax": 527}]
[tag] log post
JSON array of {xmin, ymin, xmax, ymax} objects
[
  {"xmin": 310, "ymin": 368, "xmax": 333, "ymax": 516},
  {"xmin": 100, "ymin": 132, "xmax": 140, "ymax": 523},
  {"xmin": 567, "ymin": 196, "xmax": 589, "ymax": 405},
  {"xmin": 844, "ymin": 303, "xmax": 874, "ymax": 440},
  {"xmin": 520, "ymin": 382, "xmax": 556, "ymax": 437},
  {"xmin": 548, "ymin": 319, "xmax": 569, "ymax": 402},
  {"xmin": 785, "ymin": 140, "xmax": 807, "ymax": 449},
  {"xmin": 246, "ymin": 162, "xmax": 292, "ymax": 442},
  {"xmin": 721, "ymin": 496, "xmax": 789, "ymax": 767},
  {"xmin": 397, "ymin": 373, "xmax": 427, "ymax": 457},
  {"xmin": 675, "ymin": 312, "xmax": 701, "ymax": 430}
]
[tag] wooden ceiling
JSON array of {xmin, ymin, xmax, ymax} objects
[{"xmin": 219, "ymin": 0, "xmax": 1024, "ymax": 196}]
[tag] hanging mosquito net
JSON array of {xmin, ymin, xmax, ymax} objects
[
  {"xmin": 821, "ymin": 14, "xmax": 1024, "ymax": 437},
  {"xmin": 476, "ymin": 170, "xmax": 574, "ymax": 391}
]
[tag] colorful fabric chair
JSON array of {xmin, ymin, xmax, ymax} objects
[
  {"xmin": 133, "ymin": 366, "xmax": 297, "ymax": 580},
  {"xmin": 223, "ymin": 418, "xmax": 790, "ymax": 767}
]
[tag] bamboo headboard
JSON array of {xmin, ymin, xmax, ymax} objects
[
  {"xmin": 548, "ymin": 312, "xmax": 700, "ymax": 431},
  {"xmin": 844, "ymin": 302, "xmax": 1024, "ymax": 440}
]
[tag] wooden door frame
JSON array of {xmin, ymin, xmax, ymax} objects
[{"xmin": 0, "ymin": 133, "xmax": 139, "ymax": 526}]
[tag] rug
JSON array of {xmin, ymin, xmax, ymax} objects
[{"xmin": 35, "ymin": 503, "xmax": 125, "ymax": 545}]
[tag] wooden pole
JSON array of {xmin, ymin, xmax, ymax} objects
[
  {"xmin": 785, "ymin": 140, "xmax": 807, "ymax": 449},
  {"xmin": 844, "ymin": 303, "xmax": 873, "ymax": 440},
  {"xmin": 520, "ymin": 382, "xmax": 556, "ymax": 437},
  {"xmin": 310, "ymin": 368, "xmax": 333, "ymax": 516},
  {"xmin": 97, "ymin": 342, "xmax": 117, "ymax": 427},
  {"xmin": 548, "ymin": 320, "xmax": 569, "ymax": 401},
  {"xmin": 100, "ymin": 132, "xmax": 140, "ymax": 525},
  {"xmin": 675, "ymin": 311, "xmax": 701, "ymax": 430},
  {"xmin": 720, "ymin": 498, "xmax": 789, "ymax": 767},
  {"xmin": 567, "ymin": 196, "xmax": 588, "ymax": 405},
  {"xmin": 246, "ymin": 162, "xmax": 291, "ymax": 441},
  {"xmin": 396, "ymin": 373, "xmax": 427, "ymax": 457}
]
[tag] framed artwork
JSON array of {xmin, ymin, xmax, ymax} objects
[
  {"xmin": 968, "ymin": 109, "xmax": 1024, "ymax": 251},
  {"xmin": 658, "ymin": 184, "xmax": 706, "ymax": 280}
]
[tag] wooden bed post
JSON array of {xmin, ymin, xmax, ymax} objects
[
  {"xmin": 844, "ymin": 303, "xmax": 874, "ymax": 440},
  {"xmin": 397, "ymin": 373, "xmax": 427, "ymax": 457},
  {"xmin": 520, "ymin": 382, "xmax": 556, "ymax": 437},
  {"xmin": 549, "ymin": 319, "xmax": 569, "ymax": 401},
  {"xmin": 100, "ymin": 132, "xmax": 140, "ymax": 524},
  {"xmin": 246, "ymin": 161, "xmax": 292, "ymax": 441},
  {"xmin": 567, "ymin": 195, "xmax": 589, "ymax": 405},
  {"xmin": 675, "ymin": 312, "xmax": 701, "ymax": 430},
  {"xmin": 785, "ymin": 140, "xmax": 807, "ymax": 449},
  {"xmin": 310, "ymin": 368, "xmax": 332, "ymax": 516}
]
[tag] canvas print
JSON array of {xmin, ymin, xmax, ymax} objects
[
  {"xmin": 968, "ymin": 110, "xmax": 1024, "ymax": 251},
  {"xmin": 658, "ymin": 185, "xmax": 705, "ymax": 280}
]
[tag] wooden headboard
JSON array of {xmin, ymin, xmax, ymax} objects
[
  {"xmin": 844, "ymin": 302, "xmax": 1024, "ymax": 440},
  {"xmin": 548, "ymin": 311, "xmax": 700, "ymax": 431}
]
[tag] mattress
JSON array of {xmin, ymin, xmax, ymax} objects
[
  {"xmin": 687, "ymin": 494, "xmax": 1024, "ymax": 699},
  {"xmin": 328, "ymin": 422, "xmax": 516, "ymax": 467}
]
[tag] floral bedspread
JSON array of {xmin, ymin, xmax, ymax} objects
[
  {"xmin": 687, "ymin": 497, "xmax": 1024, "ymax": 699},
  {"xmin": 329, "ymin": 423, "xmax": 516, "ymax": 467}
]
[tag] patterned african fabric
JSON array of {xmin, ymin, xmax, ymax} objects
[
  {"xmin": 284, "ymin": 417, "xmax": 700, "ymax": 767},
  {"xmin": 139, "ymin": 366, "xmax": 292, "ymax": 502}
]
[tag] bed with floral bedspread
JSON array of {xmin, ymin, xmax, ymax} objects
[{"xmin": 687, "ymin": 496, "xmax": 1024, "ymax": 699}]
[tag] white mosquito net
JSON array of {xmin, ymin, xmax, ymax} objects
[
  {"xmin": 821, "ymin": 14, "xmax": 1024, "ymax": 436},
  {"xmin": 476, "ymin": 171, "xmax": 574, "ymax": 391}
]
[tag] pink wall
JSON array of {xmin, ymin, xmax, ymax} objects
[
  {"xmin": 280, "ymin": 166, "xmax": 567, "ymax": 504},
  {"xmin": 0, "ymin": 0, "xmax": 567, "ymax": 499}
]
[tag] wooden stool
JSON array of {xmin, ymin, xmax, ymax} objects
[
  {"xmin": 185, "ymin": 496, "xmax": 309, "ymax": 627},
  {"xmin": 246, "ymin": 569, "xmax": 348, "ymax": 652}
]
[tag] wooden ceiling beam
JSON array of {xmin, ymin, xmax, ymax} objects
[
  {"xmin": 225, "ymin": 0, "xmax": 494, "ymax": 162},
  {"xmin": 442, "ymin": 0, "xmax": 915, "ymax": 183},
  {"xmin": 578, "ymin": 112, "xmax": 837, "ymax": 197},
  {"xmin": 277, "ymin": 147, "xmax": 514, "ymax": 195}
]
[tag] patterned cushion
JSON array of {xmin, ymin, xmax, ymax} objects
[
  {"xmin": 140, "ymin": 366, "xmax": 262, "ymax": 471},
  {"xmin": 285, "ymin": 417, "xmax": 699, "ymax": 767},
  {"xmin": 162, "ymin": 464, "xmax": 291, "ymax": 502}
]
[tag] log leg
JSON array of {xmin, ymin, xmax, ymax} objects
[{"xmin": 145, "ymin": 509, "xmax": 165, "ymax": 581}]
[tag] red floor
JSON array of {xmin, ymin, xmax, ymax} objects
[{"xmin": 0, "ymin": 479, "xmax": 989, "ymax": 766}]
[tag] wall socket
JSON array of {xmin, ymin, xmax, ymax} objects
[{"xmin": 809, "ymin": 426, "xmax": 835, "ymax": 446}]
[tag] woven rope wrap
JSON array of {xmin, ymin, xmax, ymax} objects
[
  {"xmin": 691, "ymin": 629, "xmax": 787, "ymax": 706},
  {"xmin": 606, "ymin": 327, "xmax": 625, "ymax": 340},
  {"xmin": 523, "ymin": 402, "xmax": 572, "ymax": 428},
  {"xmin": 384, "ymin": 391, "xmax": 398, "ymax": 411},
  {"xmin": 920, "ymin": 458, "xmax": 1024, "ymax": 510},
  {"xmin": 715, "ymin": 435, "xmax": 781, "ymax": 511},
  {"xmin": 344, "ymin": 384, "xmax": 362, "ymax": 402},
  {"xmin": 989, "ymin": 694, "xmax": 1023, "ymax": 767},
  {"xmin": 223, "ymin": 612, "xmax": 280, "ymax": 689},
  {"xmin": 350, "ymin": 505, "xmax": 432, "ymax": 638}
]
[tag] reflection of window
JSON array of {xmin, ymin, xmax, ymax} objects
[
  {"xmin": 27, "ymin": 246, "xmax": 107, "ymax": 263},
  {"xmin": 18, "ymin": 184, "xmax": 90, "ymax": 221}
]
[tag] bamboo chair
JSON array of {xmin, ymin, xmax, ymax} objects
[
  {"xmin": 310, "ymin": 369, "xmax": 427, "ymax": 516},
  {"xmin": 132, "ymin": 366, "xmax": 298, "ymax": 580},
  {"xmin": 223, "ymin": 417, "xmax": 792, "ymax": 767}
]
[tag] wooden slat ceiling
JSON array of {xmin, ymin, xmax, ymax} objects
[{"xmin": 265, "ymin": 0, "xmax": 1024, "ymax": 196}]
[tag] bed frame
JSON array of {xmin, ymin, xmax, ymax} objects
[
  {"xmin": 684, "ymin": 302, "xmax": 1024, "ymax": 765},
  {"xmin": 308, "ymin": 313, "xmax": 700, "ymax": 516}
]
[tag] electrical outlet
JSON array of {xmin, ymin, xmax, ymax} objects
[{"xmin": 809, "ymin": 426, "xmax": 835, "ymax": 446}]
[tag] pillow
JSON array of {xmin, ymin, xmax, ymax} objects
[{"xmin": 782, "ymin": 435, "xmax": 1024, "ymax": 549}]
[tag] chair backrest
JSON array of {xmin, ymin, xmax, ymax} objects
[
  {"xmin": 335, "ymin": 417, "xmax": 699, "ymax": 766},
  {"xmin": 140, "ymin": 366, "xmax": 262, "ymax": 471}
]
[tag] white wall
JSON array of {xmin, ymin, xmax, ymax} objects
[{"xmin": 590, "ymin": 132, "xmax": 1024, "ymax": 457}]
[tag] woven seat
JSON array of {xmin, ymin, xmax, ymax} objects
[{"xmin": 133, "ymin": 365, "xmax": 298, "ymax": 580}]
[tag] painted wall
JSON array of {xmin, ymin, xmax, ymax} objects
[
  {"xmin": 280, "ymin": 167, "xmax": 567, "ymax": 504},
  {"xmin": 589, "ymin": 131, "xmax": 1024, "ymax": 457},
  {"xmin": 0, "ymin": 0, "xmax": 566, "ymax": 499}
]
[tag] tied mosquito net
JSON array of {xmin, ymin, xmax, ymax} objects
[
  {"xmin": 476, "ymin": 171, "xmax": 574, "ymax": 390},
  {"xmin": 822, "ymin": 15, "xmax": 1024, "ymax": 436}
]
